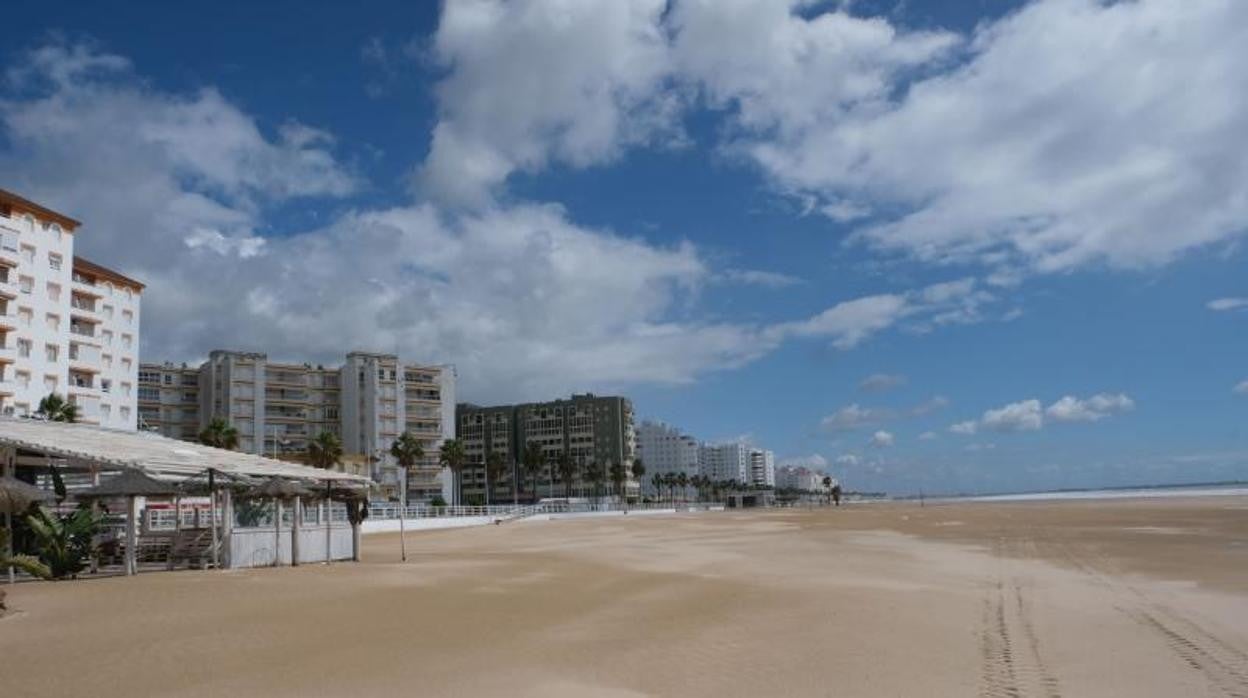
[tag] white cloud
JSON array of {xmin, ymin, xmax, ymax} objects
[
  {"xmin": 949, "ymin": 420, "xmax": 978, "ymax": 436},
  {"xmin": 719, "ymin": 268, "xmax": 803, "ymax": 288},
  {"xmin": 417, "ymin": 0, "xmax": 678, "ymax": 206},
  {"xmin": 869, "ymin": 430, "xmax": 895, "ymax": 448},
  {"xmin": 981, "ymin": 399, "xmax": 1044, "ymax": 432},
  {"xmin": 859, "ymin": 373, "xmax": 906, "ymax": 392},
  {"xmin": 820, "ymin": 403, "xmax": 891, "ymax": 432},
  {"xmin": 834, "ymin": 454, "xmax": 860, "ymax": 467},
  {"xmin": 1208, "ymin": 298, "xmax": 1248, "ymax": 312},
  {"xmin": 918, "ymin": 431, "xmax": 937, "ymax": 441},
  {"xmin": 708, "ymin": 0, "xmax": 1248, "ymax": 273},
  {"xmin": 1045, "ymin": 393, "xmax": 1135, "ymax": 423},
  {"xmin": 911, "ymin": 395, "xmax": 950, "ymax": 416},
  {"xmin": 1234, "ymin": 380, "xmax": 1248, "ymax": 396}
]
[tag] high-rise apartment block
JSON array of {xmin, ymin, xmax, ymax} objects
[
  {"xmin": 0, "ymin": 190, "xmax": 142, "ymax": 429},
  {"xmin": 776, "ymin": 466, "xmax": 828, "ymax": 492},
  {"xmin": 139, "ymin": 350, "xmax": 455, "ymax": 501},
  {"xmin": 456, "ymin": 393, "xmax": 637, "ymax": 502},
  {"xmin": 748, "ymin": 448, "xmax": 776, "ymax": 487},
  {"xmin": 698, "ymin": 441, "xmax": 751, "ymax": 483},
  {"xmin": 635, "ymin": 420, "xmax": 699, "ymax": 495}
]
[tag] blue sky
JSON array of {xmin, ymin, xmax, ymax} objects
[{"xmin": 2, "ymin": 0, "xmax": 1245, "ymax": 494}]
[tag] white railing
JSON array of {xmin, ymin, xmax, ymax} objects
[{"xmin": 365, "ymin": 500, "xmax": 722, "ymax": 521}]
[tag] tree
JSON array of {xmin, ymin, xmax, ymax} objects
[
  {"xmin": 198, "ymin": 417, "xmax": 239, "ymax": 450},
  {"xmin": 484, "ymin": 451, "xmax": 508, "ymax": 506},
  {"xmin": 822, "ymin": 476, "xmax": 833, "ymax": 505},
  {"xmin": 555, "ymin": 452, "xmax": 578, "ymax": 499},
  {"xmin": 650, "ymin": 472, "xmax": 663, "ymax": 502},
  {"xmin": 608, "ymin": 462, "xmax": 627, "ymax": 503},
  {"xmin": 0, "ymin": 528, "xmax": 50, "ymax": 581},
  {"xmin": 676, "ymin": 472, "xmax": 689, "ymax": 503},
  {"xmin": 584, "ymin": 461, "xmax": 606, "ymax": 505},
  {"xmin": 25, "ymin": 507, "xmax": 102, "ymax": 579},
  {"xmin": 521, "ymin": 442, "xmax": 545, "ymax": 503},
  {"xmin": 390, "ymin": 432, "xmax": 425, "ymax": 502},
  {"xmin": 36, "ymin": 393, "xmax": 78, "ymax": 423},
  {"xmin": 631, "ymin": 459, "xmax": 646, "ymax": 499},
  {"xmin": 307, "ymin": 431, "xmax": 344, "ymax": 470},
  {"xmin": 439, "ymin": 439, "xmax": 467, "ymax": 506}
]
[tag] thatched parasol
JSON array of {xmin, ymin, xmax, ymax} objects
[
  {"xmin": 0, "ymin": 476, "xmax": 52, "ymax": 515},
  {"xmin": 249, "ymin": 477, "xmax": 316, "ymax": 500},
  {"xmin": 76, "ymin": 469, "xmax": 182, "ymax": 499}
]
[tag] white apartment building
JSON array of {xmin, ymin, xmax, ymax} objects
[
  {"xmin": 776, "ymin": 466, "xmax": 826, "ymax": 492},
  {"xmin": 698, "ymin": 441, "xmax": 751, "ymax": 484},
  {"xmin": 636, "ymin": 420, "xmax": 699, "ymax": 495},
  {"xmin": 140, "ymin": 350, "xmax": 456, "ymax": 502},
  {"xmin": 0, "ymin": 190, "xmax": 141, "ymax": 429},
  {"xmin": 749, "ymin": 448, "xmax": 776, "ymax": 488}
]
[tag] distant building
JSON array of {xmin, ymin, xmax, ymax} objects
[
  {"xmin": 457, "ymin": 393, "xmax": 637, "ymax": 502},
  {"xmin": 0, "ymin": 189, "xmax": 142, "ymax": 430},
  {"xmin": 635, "ymin": 420, "xmax": 699, "ymax": 495},
  {"xmin": 698, "ymin": 441, "xmax": 751, "ymax": 484},
  {"xmin": 139, "ymin": 350, "xmax": 456, "ymax": 502},
  {"xmin": 749, "ymin": 448, "xmax": 776, "ymax": 487},
  {"xmin": 776, "ymin": 466, "xmax": 827, "ymax": 492}
]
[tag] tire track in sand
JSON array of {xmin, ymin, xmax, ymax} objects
[{"xmin": 979, "ymin": 540, "xmax": 1063, "ymax": 698}]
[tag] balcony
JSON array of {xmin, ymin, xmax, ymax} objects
[
  {"xmin": 0, "ymin": 304, "xmax": 16, "ymax": 330},
  {"xmin": 0, "ymin": 344, "xmax": 15, "ymax": 364},
  {"xmin": 70, "ymin": 295, "xmax": 102, "ymax": 322},
  {"xmin": 69, "ymin": 322, "xmax": 96, "ymax": 339},
  {"xmin": 68, "ymin": 393, "xmax": 101, "ymax": 420},
  {"xmin": 265, "ymin": 389, "xmax": 309, "ymax": 403},
  {"xmin": 0, "ymin": 231, "xmax": 19, "ymax": 265},
  {"xmin": 69, "ymin": 342, "xmax": 102, "ymax": 367},
  {"xmin": 0, "ymin": 376, "xmax": 15, "ymax": 395}
]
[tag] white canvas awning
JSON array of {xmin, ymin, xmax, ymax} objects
[{"xmin": 0, "ymin": 418, "xmax": 370, "ymax": 485}]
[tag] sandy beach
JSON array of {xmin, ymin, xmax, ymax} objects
[{"xmin": 2, "ymin": 497, "xmax": 1247, "ymax": 697}]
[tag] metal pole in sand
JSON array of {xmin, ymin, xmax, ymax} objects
[{"xmin": 399, "ymin": 467, "xmax": 407, "ymax": 563}]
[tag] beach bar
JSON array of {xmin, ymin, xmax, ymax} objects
[{"xmin": 0, "ymin": 418, "xmax": 371, "ymax": 576}]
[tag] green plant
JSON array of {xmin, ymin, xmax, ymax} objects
[
  {"xmin": 308, "ymin": 431, "xmax": 344, "ymax": 469},
  {"xmin": 234, "ymin": 499, "xmax": 269, "ymax": 527},
  {"xmin": 1, "ymin": 528, "xmax": 51, "ymax": 580},
  {"xmin": 484, "ymin": 451, "xmax": 508, "ymax": 506},
  {"xmin": 199, "ymin": 417, "xmax": 240, "ymax": 450},
  {"xmin": 25, "ymin": 507, "xmax": 102, "ymax": 580},
  {"xmin": 36, "ymin": 393, "xmax": 78, "ymax": 423},
  {"xmin": 521, "ymin": 442, "xmax": 545, "ymax": 501},
  {"xmin": 555, "ymin": 453, "xmax": 578, "ymax": 498},
  {"xmin": 439, "ymin": 439, "xmax": 467, "ymax": 506},
  {"xmin": 428, "ymin": 494, "xmax": 447, "ymax": 508},
  {"xmin": 608, "ymin": 462, "xmax": 627, "ymax": 501},
  {"xmin": 390, "ymin": 432, "xmax": 425, "ymax": 497}
]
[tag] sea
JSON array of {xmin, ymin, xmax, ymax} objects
[{"xmin": 948, "ymin": 482, "xmax": 1248, "ymax": 503}]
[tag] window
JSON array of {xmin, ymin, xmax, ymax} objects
[
  {"xmin": 17, "ymin": 308, "xmax": 31, "ymax": 327},
  {"xmin": 20, "ymin": 245, "xmax": 34, "ymax": 263},
  {"xmin": 100, "ymin": 379, "xmax": 112, "ymax": 393},
  {"xmin": 48, "ymin": 253, "xmax": 62, "ymax": 271},
  {"xmin": 122, "ymin": 309, "xmax": 133, "ymax": 325},
  {"xmin": 100, "ymin": 404, "xmax": 111, "ymax": 420},
  {"xmin": 45, "ymin": 313, "xmax": 59, "ymax": 332},
  {"xmin": 121, "ymin": 333, "xmax": 132, "ymax": 349},
  {"xmin": 138, "ymin": 386, "xmax": 159, "ymax": 401},
  {"xmin": 103, "ymin": 304, "xmax": 114, "ymax": 319},
  {"xmin": 163, "ymin": 373, "xmax": 173, "ymax": 385},
  {"xmin": 120, "ymin": 406, "xmax": 131, "ymax": 421},
  {"xmin": 121, "ymin": 382, "xmax": 131, "ymax": 397},
  {"xmin": 43, "ymin": 375, "xmax": 56, "ymax": 392},
  {"xmin": 102, "ymin": 354, "xmax": 113, "ymax": 369},
  {"xmin": 16, "ymin": 339, "xmax": 30, "ymax": 358},
  {"xmin": 138, "ymin": 369, "xmax": 159, "ymax": 383},
  {"xmin": 121, "ymin": 358, "xmax": 132, "ymax": 372},
  {"xmin": 15, "ymin": 370, "xmax": 29, "ymax": 388},
  {"xmin": 102, "ymin": 330, "xmax": 113, "ymax": 346},
  {"xmin": 18, "ymin": 276, "xmax": 32, "ymax": 295},
  {"xmin": 46, "ymin": 283, "xmax": 60, "ymax": 302},
  {"xmin": 44, "ymin": 344, "xmax": 58, "ymax": 362}
]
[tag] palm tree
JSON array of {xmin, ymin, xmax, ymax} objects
[
  {"xmin": 631, "ymin": 459, "xmax": 646, "ymax": 499},
  {"xmin": 650, "ymin": 472, "xmax": 663, "ymax": 502},
  {"xmin": 584, "ymin": 461, "xmax": 606, "ymax": 505},
  {"xmin": 307, "ymin": 430, "xmax": 344, "ymax": 469},
  {"xmin": 36, "ymin": 393, "xmax": 78, "ymax": 423},
  {"xmin": 439, "ymin": 439, "xmax": 467, "ymax": 506},
  {"xmin": 390, "ymin": 432, "xmax": 425, "ymax": 502},
  {"xmin": 608, "ymin": 462, "xmax": 627, "ymax": 503},
  {"xmin": 555, "ymin": 452, "xmax": 578, "ymax": 499},
  {"xmin": 484, "ymin": 451, "xmax": 508, "ymax": 506},
  {"xmin": 0, "ymin": 528, "xmax": 50, "ymax": 581},
  {"xmin": 24, "ymin": 507, "xmax": 101, "ymax": 579},
  {"xmin": 521, "ymin": 442, "xmax": 545, "ymax": 503},
  {"xmin": 676, "ymin": 472, "xmax": 689, "ymax": 503},
  {"xmin": 822, "ymin": 475, "xmax": 833, "ymax": 505},
  {"xmin": 198, "ymin": 417, "xmax": 239, "ymax": 450}
]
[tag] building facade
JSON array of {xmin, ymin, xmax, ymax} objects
[
  {"xmin": 635, "ymin": 420, "xmax": 699, "ymax": 496},
  {"xmin": 457, "ymin": 393, "xmax": 637, "ymax": 503},
  {"xmin": 776, "ymin": 466, "xmax": 829, "ymax": 492},
  {"xmin": 139, "ymin": 350, "xmax": 456, "ymax": 502},
  {"xmin": 698, "ymin": 441, "xmax": 751, "ymax": 484},
  {"xmin": 0, "ymin": 190, "xmax": 142, "ymax": 429},
  {"xmin": 748, "ymin": 448, "xmax": 776, "ymax": 487}
]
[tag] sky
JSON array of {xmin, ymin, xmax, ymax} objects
[{"xmin": 1, "ymin": 0, "xmax": 1245, "ymax": 495}]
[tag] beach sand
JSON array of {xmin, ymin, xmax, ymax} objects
[{"xmin": 2, "ymin": 497, "xmax": 1246, "ymax": 696}]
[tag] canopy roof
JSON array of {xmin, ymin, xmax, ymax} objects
[
  {"xmin": 77, "ymin": 469, "xmax": 182, "ymax": 498},
  {"xmin": 0, "ymin": 418, "xmax": 371, "ymax": 485},
  {"xmin": 0, "ymin": 475, "xmax": 52, "ymax": 514}
]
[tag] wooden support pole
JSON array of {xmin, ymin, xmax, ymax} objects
[
  {"xmin": 208, "ymin": 470, "xmax": 219, "ymax": 570},
  {"xmin": 125, "ymin": 495, "xmax": 138, "ymax": 576},
  {"xmin": 324, "ymin": 481, "xmax": 332, "ymax": 564},
  {"xmin": 222, "ymin": 489, "xmax": 233, "ymax": 570},
  {"xmin": 291, "ymin": 496, "xmax": 301, "ymax": 567}
]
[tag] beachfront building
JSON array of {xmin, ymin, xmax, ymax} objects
[
  {"xmin": 457, "ymin": 393, "xmax": 638, "ymax": 502},
  {"xmin": 636, "ymin": 420, "xmax": 699, "ymax": 496},
  {"xmin": 139, "ymin": 350, "xmax": 456, "ymax": 502},
  {"xmin": 0, "ymin": 189, "xmax": 142, "ymax": 430},
  {"xmin": 776, "ymin": 466, "xmax": 825, "ymax": 492},
  {"xmin": 749, "ymin": 448, "xmax": 776, "ymax": 488},
  {"xmin": 698, "ymin": 441, "xmax": 751, "ymax": 484}
]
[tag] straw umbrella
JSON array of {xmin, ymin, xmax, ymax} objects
[
  {"xmin": 77, "ymin": 469, "xmax": 181, "ymax": 576},
  {"xmin": 249, "ymin": 478, "xmax": 314, "ymax": 567},
  {"xmin": 321, "ymin": 480, "xmax": 370, "ymax": 563},
  {"xmin": 1, "ymin": 476, "xmax": 52, "ymax": 584}
]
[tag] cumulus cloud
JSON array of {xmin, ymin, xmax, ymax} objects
[
  {"xmin": 718, "ymin": 268, "xmax": 803, "ymax": 288},
  {"xmin": 778, "ymin": 454, "xmax": 828, "ymax": 470},
  {"xmin": 981, "ymin": 399, "xmax": 1045, "ymax": 432},
  {"xmin": 1234, "ymin": 380, "xmax": 1248, "ymax": 396},
  {"xmin": 869, "ymin": 430, "xmax": 895, "ymax": 448},
  {"xmin": 859, "ymin": 373, "xmax": 906, "ymax": 393},
  {"xmin": 949, "ymin": 420, "xmax": 978, "ymax": 436},
  {"xmin": 1045, "ymin": 393, "xmax": 1135, "ymax": 423},
  {"xmin": 911, "ymin": 395, "xmax": 950, "ymax": 416},
  {"xmin": 1208, "ymin": 298, "xmax": 1248, "ymax": 312},
  {"xmin": 820, "ymin": 404, "xmax": 892, "ymax": 432},
  {"xmin": 834, "ymin": 454, "xmax": 860, "ymax": 467}
]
